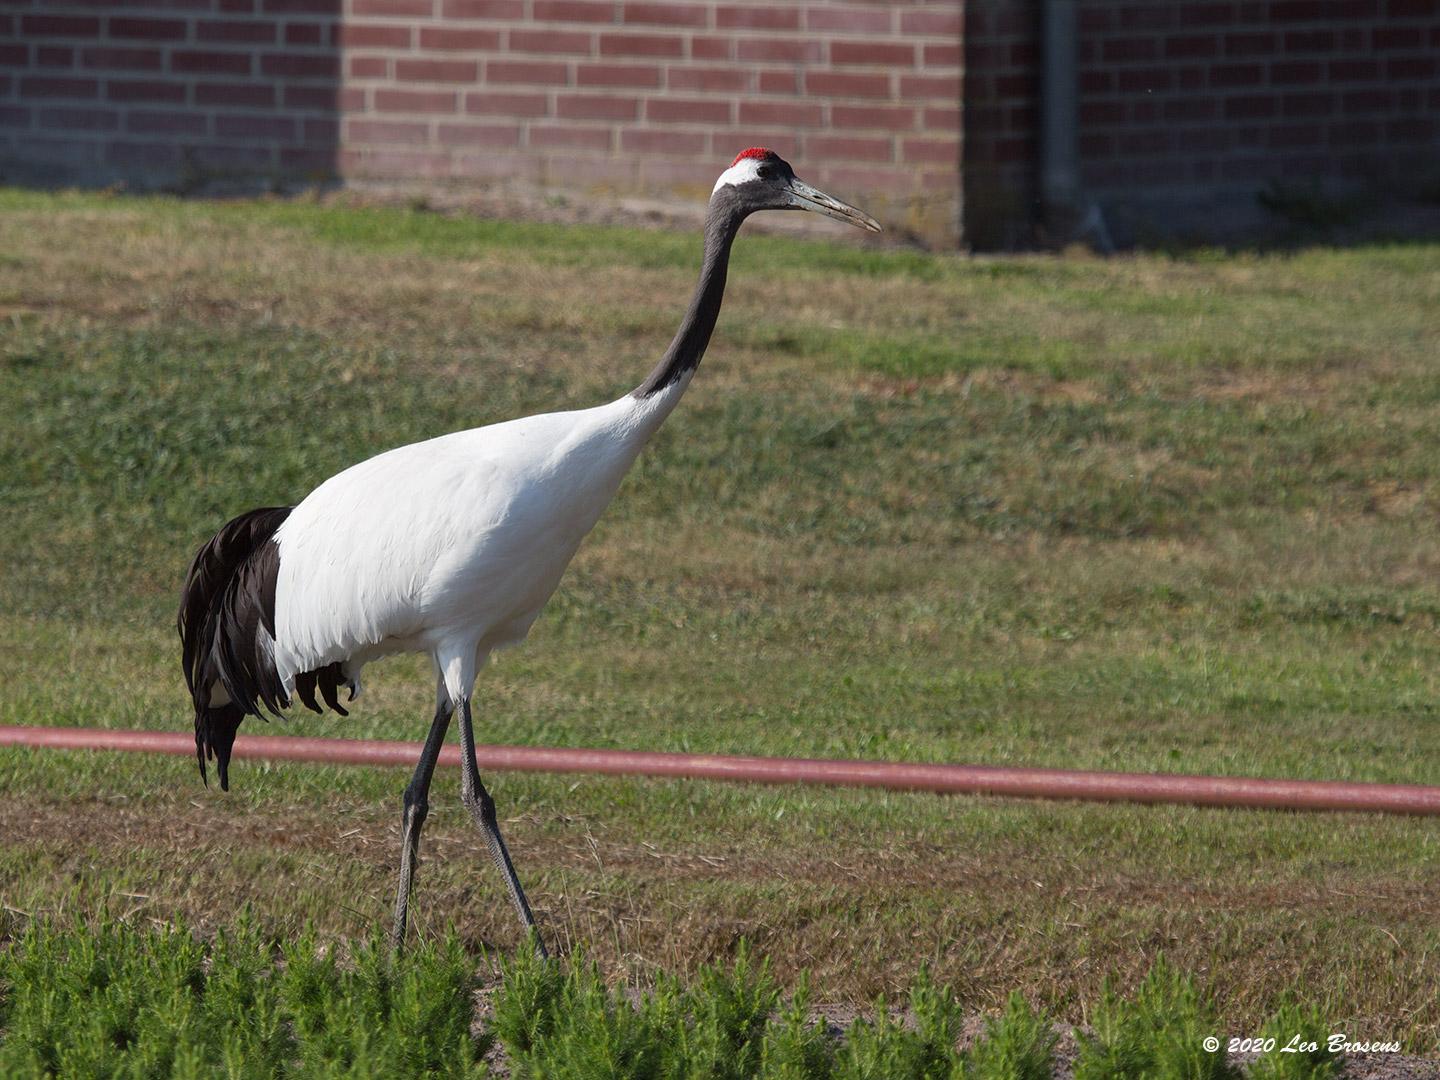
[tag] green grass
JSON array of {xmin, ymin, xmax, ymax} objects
[
  {"xmin": 0, "ymin": 918, "xmax": 1354, "ymax": 1078},
  {"xmin": 2, "ymin": 190, "xmax": 1440, "ymax": 1047}
]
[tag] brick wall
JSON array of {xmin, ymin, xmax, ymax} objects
[
  {"xmin": 0, "ymin": 0, "xmax": 964, "ymax": 244},
  {"xmin": 965, "ymin": 0, "xmax": 1440, "ymax": 246}
]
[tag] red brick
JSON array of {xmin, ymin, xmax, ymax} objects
[
  {"xmin": 805, "ymin": 6, "xmax": 890, "ymax": 33},
  {"xmin": 1079, "ymin": 132, "xmax": 1113, "ymax": 158},
  {"xmin": 1268, "ymin": 123, "xmax": 1322, "ymax": 147},
  {"xmin": 1329, "ymin": 119, "xmax": 1380, "ymax": 144},
  {"xmin": 262, "ymin": 0, "xmax": 341, "ymax": 11},
  {"xmin": 738, "ymin": 39, "xmax": 822, "ymax": 63},
  {"xmin": 1224, "ymin": 94, "xmax": 1275, "ymax": 118},
  {"xmin": 576, "ymin": 62, "xmax": 660, "ymax": 87},
  {"xmin": 341, "ymin": 147, "xmax": 454, "ymax": 177},
  {"xmin": 260, "ymin": 53, "xmax": 338, "ymax": 78},
  {"xmin": 36, "ymin": 47, "xmax": 74, "ymax": 67},
  {"xmin": 219, "ymin": 0, "xmax": 257, "ymax": 11},
  {"xmin": 487, "ymin": 60, "xmax": 569, "ymax": 84},
  {"xmin": 1117, "ymin": 5, "xmax": 1177, "ymax": 27},
  {"xmin": 757, "ymin": 70, "xmax": 798, "ymax": 93},
  {"xmin": 1285, "ymin": 29, "xmax": 1336, "ymax": 50},
  {"xmin": 396, "ymin": 58, "xmax": 477, "ymax": 82},
  {"xmin": 419, "ymin": 27, "xmax": 500, "ymax": 48},
  {"xmin": 110, "ymin": 18, "xmax": 188, "ymax": 41},
  {"xmin": 620, "ymin": 127, "xmax": 705, "ymax": 153},
  {"xmin": 172, "ymin": 51, "xmax": 252, "ymax": 75},
  {"xmin": 1114, "ymin": 67, "xmax": 1170, "ymax": 91},
  {"xmin": 556, "ymin": 92, "xmax": 638, "ymax": 119},
  {"xmin": 22, "ymin": 15, "xmax": 101, "ymax": 36},
  {"xmin": 1221, "ymin": 30, "xmax": 1267, "ymax": 54},
  {"xmin": 1271, "ymin": 60, "xmax": 1322, "ymax": 83},
  {"xmin": 1282, "ymin": 92, "xmax": 1333, "ymax": 116},
  {"xmin": 1181, "ymin": 127, "xmax": 1231, "ymax": 151},
  {"xmin": 1371, "ymin": 27, "xmax": 1415, "ymax": 49},
  {"xmin": 441, "ymin": 0, "xmax": 523, "ymax": 16},
  {"xmin": 600, "ymin": 32, "xmax": 683, "ymax": 56},
  {"xmin": 689, "ymin": 36, "xmax": 733, "ymax": 59},
  {"xmin": 20, "ymin": 77, "xmax": 99, "ymax": 99},
  {"xmin": 1179, "ymin": 2, "xmax": 1235, "ymax": 24},
  {"xmin": 349, "ymin": 119, "xmax": 431, "ymax": 144},
  {"xmin": 1342, "ymin": 87, "xmax": 1392, "ymax": 110},
  {"xmin": 924, "ymin": 43, "xmax": 960, "ymax": 67},
  {"xmin": 81, "ymin": 48, "xmax": 164, "ymax": 71},
  {"xmin": 108, "ymin": 79, "xmax": 187, "ymax": 103},
  {"xmin": 1165, "ymin": 34, "xmax": 1218, "ymax": 58},
  {"xmin": 286, "ymin": 23, "xmax": 324, "ymax": 45},
  {"xmin": 37, "ymin": 107, "xmax": 118, "ymax": 131},
  {"xmin": 0, "ymin": 106, "xmax": 31, "ymax": 130},
  {"xmin": 1080, "ymin": 100, "xmax": 1125, "ymax": 124},
  {"xmin": 899, "ymin": 8, "xmax": 959, "ymax": 35},
  {"xmin": 1117, "ymin": 128, "xmax": 1172, "ymax": 155},
  {"xmin": 108, "ymin": 142, "xmax": 182, "ymax": 169},
  {"xmin": 830, "ymin": 103, "xmax": 914, "ymax": 131},
  {"xmin": 808, "ymin": 71, "xmax": 890, "ymax": 99},
  {"xmin": 645, "ymin": 96, "xmax": 730, "ymax": 123},
  {"xmin": 508, "ymin": 29, "xmax": 591, "ymax": 52},
  {"xmin": 667, "ymin": 65, "xmax": 746, "ymax": 91},
  {"xmin": 337, "ymin": 23, "xmax": 412, "ymax": 47},
  {"xmin": 623, "ymin": 2, "xmax": 707, "ymax": 26},
  {"xmin": 1388, "ymin": 115, "xmax": 1433, "ymax": 140},
  {"xmin": 350, "ymin": 56, "xmax": 388, "ymax": 77},
  {"xmin": 437, "ymin": 122, "xmax": 520, "ymax": 146},
  {"xmin": 465, "ymin": 90, "xmax": 550, "ymax": 115},
  {"xmin": 922, "ymin": 105, "xmax": 959, "ymax": 132},
  {"xmin": 303, "ymin": 117, "xmax": 340, "ymax": 141},
  {"xmin": 1388, "ymin": 0, "xmax": 1438, "ymax": 13},
  {"xmin": 1388, "ymin": 56, "xmax": 1436, "ymax": 78},
  {"xmin": 196, "ymin": 19, "xmax": 276, "ymax": 43},
  {"xmin": 205, "ymin": 82, "xmax": 271, "ymax": 107},
  {"xmin": 1103, "ymin": 37, "xmax": 1158, "ymax": 62},
  {"xmin": 902, "ymin": 137, "xmax": 956, "ymax": 165},
  {"xmin": 375, "ymin": 88, "xmax": 460, "ymax": 112},
  {"xmin": 831, "ymin": 41, "xmax": 913, "ymax": 66},
  {"xmin": 534, "ymin": 0, "xmax": 616, "ymax": 22},
  {"xmin": 127, "ymin": 109, "xmax": 207, "ymax": 134},
  {"xmin": 1328, "ymin": 58, "xmax": 1378, "ymax": 80},
  {"xmin": 528, "ymin": 123, "xmax": 611, "ymax": 149},
  {"xmin": 216, "ymin": 114, "xmax": 297, "ymax": 138},
  {"xmin": 355, "ymin": 0, "xmax": 433, "ymax": 13},
  {"xmin": 1270, "ymin": 0, "xmax": 1324, "ymax": 17},
  {"xmin": 739, "ymin": 100, "xmax": 822, "ymax": 126},
  {"xmin": 1209, "ymin": 62, "xmax": 1262, "ymax": 87},
  {"xmin": 1164, "ymin": 97, "xmax": 1218, "ymax": 121},
  {"xmin": 716, "ymin": 5, "xmax": 798, "ymax": 29},
  {"xmin": 286, "ymin": 85, "xmax": 358, "ymax": 109},
  {"xmin": 897, "ymin": 73, "xmax": 957, "ymax": 99}
]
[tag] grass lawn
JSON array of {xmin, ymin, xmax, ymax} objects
[{"xmin": 1, "ymin": 190, "xmax": 1438, "ymax": 1046}]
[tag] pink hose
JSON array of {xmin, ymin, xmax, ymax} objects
[{"xmin": 3, "ymin": 724, "xmax": 1439, "ymax": 815}]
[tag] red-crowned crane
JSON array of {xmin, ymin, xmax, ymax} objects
[{"xmin": 178, "ymin": 149, "xmax": 881, "ymax": 955}]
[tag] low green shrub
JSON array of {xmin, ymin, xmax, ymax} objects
[{"xmin": 0, "ymin": 919, "xmax": 1372, "ymax": 1079}]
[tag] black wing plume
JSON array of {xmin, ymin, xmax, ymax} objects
[{"xmin": 177, "ymin": 506, "xmax": 291, "ymax": 791}]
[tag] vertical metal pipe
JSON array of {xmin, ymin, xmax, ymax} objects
[{"xmin": 1039, "ymin": 0, "xmax": 1079, "ymax": 229}]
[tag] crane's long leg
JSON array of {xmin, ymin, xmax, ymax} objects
[
  {"xmin": 390, "ymin": 682, "xmax": 454, "ymax": 953},
  {"xmin": 457, "ymin": 696, "xmax": 547, "ymax": 958}
]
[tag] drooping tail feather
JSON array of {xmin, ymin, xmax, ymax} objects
[{"xmin": 178, "ymin": 506, "xmax": 292, "ymax": 790}]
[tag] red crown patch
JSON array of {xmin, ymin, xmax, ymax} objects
[{"xmin": 730, "ymin": 147, "xmax": 774, "ymax": 166}]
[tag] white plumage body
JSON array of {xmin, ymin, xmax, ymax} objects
[{"xmin": 271, "ymin": 379, "xmax": 684, "ymax": 702}]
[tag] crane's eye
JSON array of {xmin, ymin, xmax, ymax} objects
[{"xmin": 756, "ymin": 164, "xmax": 775, "ymax": 180}]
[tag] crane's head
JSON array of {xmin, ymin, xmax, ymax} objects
[{"xmin": 713, "ymin": 148, "xmax": 882, "ymax": 232}]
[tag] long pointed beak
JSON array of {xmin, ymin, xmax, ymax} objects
[{"xmin": 786, "ymin": 179, "xmax": 883, "ymax": 232}]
